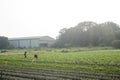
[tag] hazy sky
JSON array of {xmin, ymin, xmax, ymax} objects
[{"xmin": 0, "ymin": 0, "xmax": 120, "ymax": 38}]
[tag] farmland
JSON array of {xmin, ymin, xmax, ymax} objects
[{"xmin": 0, "ymin": 47, "xmax": 120, "ymax": 80}]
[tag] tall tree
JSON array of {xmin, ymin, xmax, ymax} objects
[
  {"xmin": 97, "ymin": 22, "xmax": 120, "ymax": 46},
  {"xmin": 54, "ymin": 21, "xmax": 120, "ymax": 48},
  {"xmin": 0, "ymin": 36, "xmax": 9, "ymax": 49}
]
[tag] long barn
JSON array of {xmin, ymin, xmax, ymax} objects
[{"xmin": 9, "ymin": 36, "xmax": 55, "ymax": 48}]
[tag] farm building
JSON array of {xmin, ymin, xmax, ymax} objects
[{"xmin": 8, "ymin": 36, "xmax": 55, "ymax": 48}]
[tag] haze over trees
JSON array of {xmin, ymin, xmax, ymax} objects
[
  {"xmin": 54, "ymin": 21, "xmax": 120, "ymax": 48},
  {"xmin": 1, "ymin": 21, "xmax": 120, "ymax": 49}
]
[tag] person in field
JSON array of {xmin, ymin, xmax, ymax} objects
[
  {"xmin": 34, "ymin": 53, "xmax": 38, "ymax": 59},
  {"xmin": 24, "ymin": 51, "xmax": 27, "ymax": 58},
  {"xmin": 31, "ymin": 53, "xmax": 38, "ymax": 63}
]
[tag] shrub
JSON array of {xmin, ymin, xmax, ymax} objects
[
  {"xmin": 112, "ymin": 40, "xmax": 120, "ymax": 49},
  {"xmin": 0, "ymin": 36, "xmax": 9, "ymax": 49},
  {"xmin": 1, "ymin": 50, "xmax": 7, "ymax": 53}
]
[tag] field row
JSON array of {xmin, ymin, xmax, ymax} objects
[
  {"xmin": 1, "ymin": 59, "xmax": 120, "ymax": 67},
  {"xmin": 0, "ymin": 49, "xmax": 120, "ymax": 80},
  {"xmin": 0, "ymin": 66, "xmax": 120, "ymax": 80}
]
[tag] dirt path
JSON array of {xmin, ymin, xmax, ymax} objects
[{"xmin": 0, "ymin": 53, "xmax": 23, "ymax": 56}]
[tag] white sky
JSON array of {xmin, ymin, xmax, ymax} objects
[{"xmin": 0, "ymin": 0, "xmax": 120, "ymax": 39}]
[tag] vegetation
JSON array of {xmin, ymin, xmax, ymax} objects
[
  {"xmin": 0, "ymin": 48, "xmax": 120, "ymax": 79},
  {"xmin": 53, "ymin": 21, "xmax": 120, "ymax": 48},
  {"xmin": 0, "ymin": 36, "xmax": 9, "ymax": 49},
  {"xmin": 1, "ymin": 21, "xmax": 120, "ymax": 79},
  {"xmin": 1, "ymin": 21, "xmax": 120, "ymax": 49},
  {"xmin": 112, "ymin": 40, "xmax": 120, "ymax": 49}
]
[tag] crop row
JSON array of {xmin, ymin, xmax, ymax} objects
[
  {"xmin": 1, "ymin": 65, "xmax": 120, "ymax": 76},
  {"xmin": 0, "ymin": 66, "xmax": 120, "ymax": 80},
  {"xmin": 1, "ymin": 59, "xmax": 120, "ymax": 67}
]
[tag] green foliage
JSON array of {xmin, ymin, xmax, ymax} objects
[
  {"xmin": 0, "ymin": 48, "xmax": 120, "ymax": 73},
  {"xmin": 1, "ymin": 50, "xmax": 7, "ymax": 53},
  {"xmin": 115, "ymin": 30, "xmax": 120, "ymax": 39},
  {"xmin": 54, "ymin": 21, "xmax": 120, "ymax": 48},
  {"xmin": 0, "ymin": 36, "xmax": 9, "ymax": 49},
  {"xmin": 112, "ymin": 40, "xmax": 120, "ymax": 49},
  {"xmin": 0, "ymin": 48, "xmax": 119, "ymax": 80}
]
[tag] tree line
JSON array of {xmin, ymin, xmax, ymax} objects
[
  {"xmin": 1, "ymin": 21, "xmax": 120, "ymax": 49},
  {"xmin": 53, "ymin": 21, "xmax": 120, "ymax": 48}
]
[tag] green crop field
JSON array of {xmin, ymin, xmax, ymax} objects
[{"xmin": 0, "ymin": 47, "xmax": 120, "ymax": 80}]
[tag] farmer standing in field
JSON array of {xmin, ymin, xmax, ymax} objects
[
  {"xmin": 24, "ymin": 51, "xmax": 27, "ymax": 58},
  {"xmin": 34, "ymin": 53, "xmax": 38, "ymax": 59},
  {"xmin": 32, "ymin": 53, "xmax": 38, "ymax": 63}
]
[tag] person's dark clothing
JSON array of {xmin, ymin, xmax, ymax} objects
[
  {"xmin": 34, "ymin": 54, "xmax": 38, "ymax": 59},
  {"xmin": 24, "ymin": 51, "xmax": 27, "ymax": 58}
]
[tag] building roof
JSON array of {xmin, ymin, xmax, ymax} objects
[{"xmin": 9, "ymin": 36, "xmax": 55, "ymax": 41}]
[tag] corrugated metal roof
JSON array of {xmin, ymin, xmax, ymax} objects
[{"xmin": 8, "ymin": 36, "xmax": 55, "ymax": 41}]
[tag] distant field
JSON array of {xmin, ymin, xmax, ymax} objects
[{"xmin": 0, "ymin": 47, "xmax": 120, "ymax": 80}]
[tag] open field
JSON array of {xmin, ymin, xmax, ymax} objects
[{"xmin": 0, "ymin": 47, "xmax": 120, "ymax": 80}]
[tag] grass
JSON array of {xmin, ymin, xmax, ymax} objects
[
  {"xmin": 0, "ymin": 47, "xmax": 120, "ymax": 72},
  {"xmin": 0, "ymin": 47, "xmax": 120, "ymax": 80}
]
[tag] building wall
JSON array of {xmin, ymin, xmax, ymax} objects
[
  {"xmin": 19, "ymin": 40, "xmax": 30, "ymax": 48},
  {"xmin": 9, "ymin": 36, "xmax": 55, "ymax": 48},
  {"xmin": 9, "ymin": 40, "xmax": 19, "ymax": 48},
  {"xmin": 31, "ymin": 39, "xmax": 39, "ymax": 48}
]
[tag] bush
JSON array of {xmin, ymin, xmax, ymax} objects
[
  {"xmin": 0, "ymin": 36, "xmax": 9, "ymax": 49},
  {"xmin": 1, "ymin": 50, "xmax": 7, "ymax": 53},
  {"xmin": 112, "ymin": 40, "xmax": 120, "ymax": 49}
]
